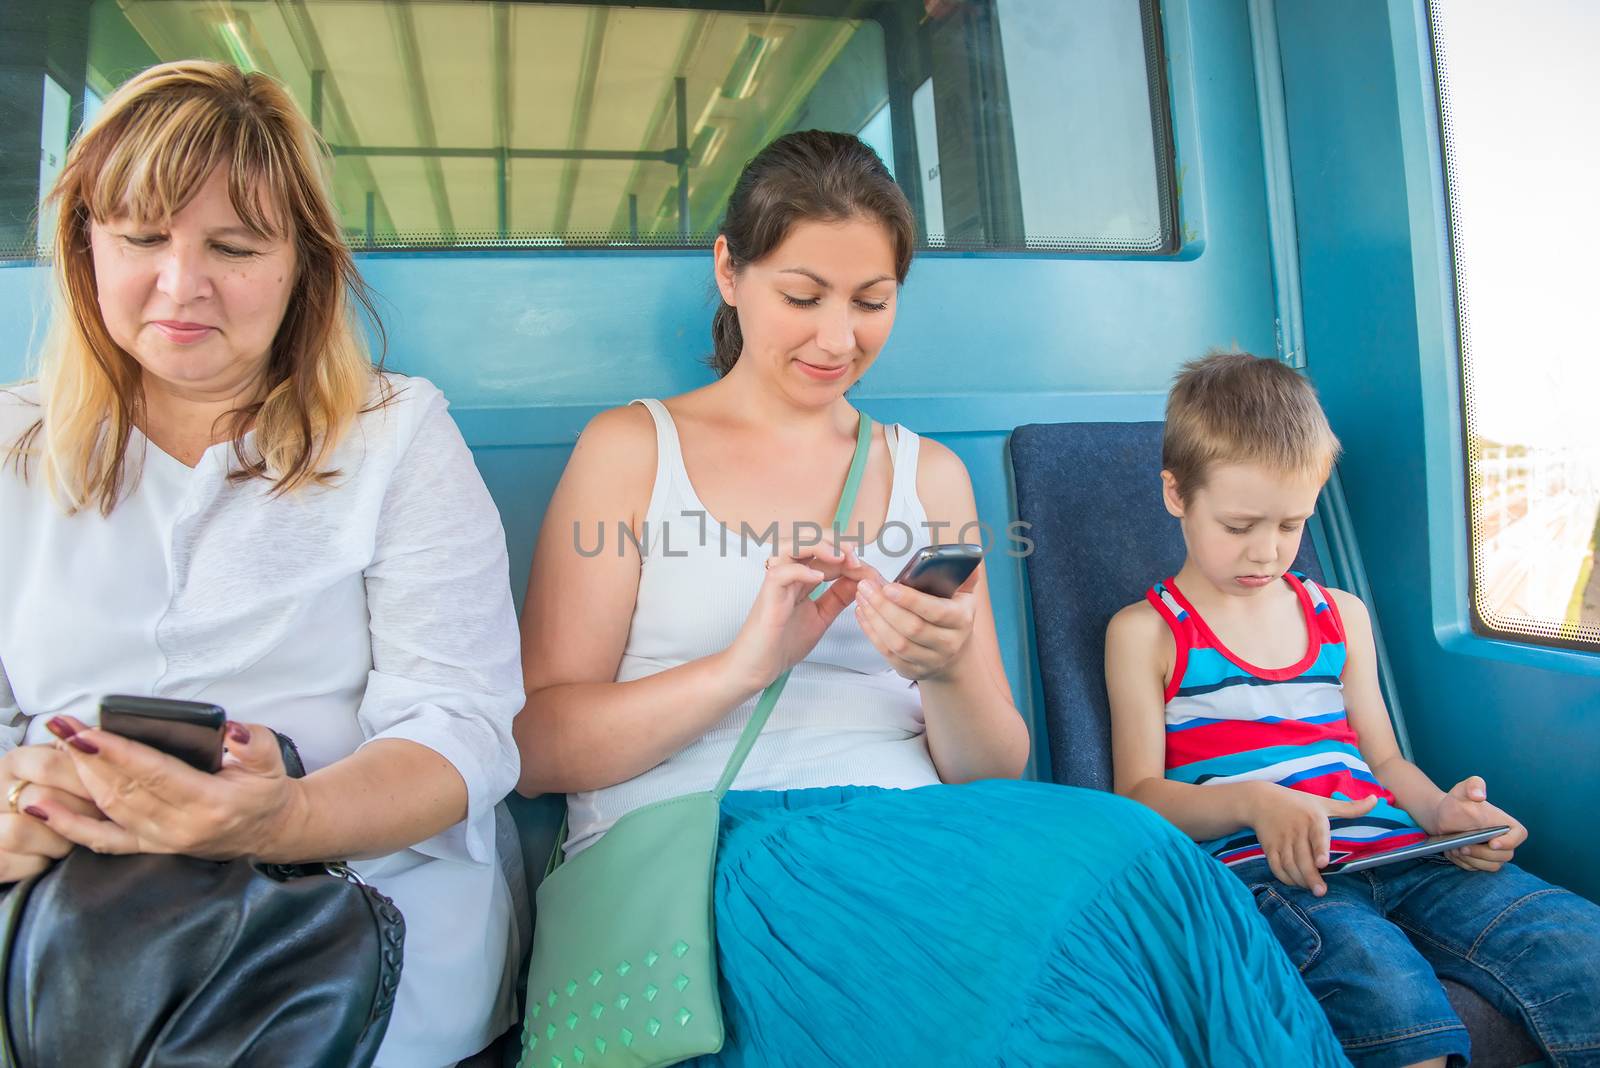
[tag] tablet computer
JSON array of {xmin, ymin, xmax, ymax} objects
[{"xmin": 1322, "ymin": 826, "xmax": 1511, "ymax": 875}]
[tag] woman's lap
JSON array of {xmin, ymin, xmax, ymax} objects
[{"xmin": 690, "ymin": 781, "xmax": 1347, "ymax": 1067}]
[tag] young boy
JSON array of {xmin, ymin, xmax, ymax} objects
[{"xmin": 1105, "ymin": 353, "xmax": 1600, "ymax": 1068}]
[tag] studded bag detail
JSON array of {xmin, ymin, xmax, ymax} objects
[{"xmin": 519, "ymin": 413, "xmax": 873, "ymax": 1068}]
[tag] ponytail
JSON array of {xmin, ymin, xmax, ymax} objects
[{"xmin": 710, "ymin": 302, "xmax": 743, "ymax": 378}]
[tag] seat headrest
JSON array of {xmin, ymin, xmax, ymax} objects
[{"xmin": 1008, "ymin": 421, "xmax": 1323, "ymax": 790}]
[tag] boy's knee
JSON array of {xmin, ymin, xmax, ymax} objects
[
  {"xmin": 1316, "ymin": 944, "xmax": 1463, "ymax": 1056},
  {"xmin": 1250, "ymin": 890, "xmax": 1459, "ymax": 1041},
  {"xmin": 1473, "ymin": 878, "xmax": 1600, "ymax": 1011}
]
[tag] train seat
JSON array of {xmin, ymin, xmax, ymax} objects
[{"xmin": 1009, "ymin": 420, "xmax": 1542, "ymax": 1067}]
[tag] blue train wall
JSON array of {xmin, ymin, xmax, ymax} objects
[
  {"xmin": 1275, "ymin": 0, "xmax": 1599, "ymax": 901},
  {"xmin": 2, "ymin": 0, "xmax": 1593, "ymax": 902}
]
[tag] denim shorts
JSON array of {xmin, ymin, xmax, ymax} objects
[{"xmin": 1231, "ymin": 856, "xmax": 1600, "ymax": 1068}]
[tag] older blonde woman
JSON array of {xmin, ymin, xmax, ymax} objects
[{"xmin": 0, "ymin": 62, "xmax": 521, "ymax": 1067}]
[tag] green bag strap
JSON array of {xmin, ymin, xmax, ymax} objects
[
  {"xmin": 712, "ymin": 410, "xmax": 873, "ymax": 800},
  {"xmin": 545, "ymin": 814, "xmax": 568, "ymax": 881},
  {"xmin": 546, "ymin": 410, "xmax": 873, "ymax": 867}
]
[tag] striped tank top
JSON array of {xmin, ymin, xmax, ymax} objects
[{"xmin": 1149, "ymin": 572, "xmax": 1426, "ymax": 866}]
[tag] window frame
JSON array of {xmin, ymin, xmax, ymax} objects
[
  {"xmin": 1425, "ymin": 0, "xmax": 1600, "ymax": 655},
  {"xmin": 0, "ymin": 0, "xmax": 1181, "ymax": 261}
]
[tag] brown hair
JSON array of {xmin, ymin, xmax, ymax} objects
[
  {"xmin": 710, "ymin": 130, "xmax": 915, "ymax": 376},
  {"xmin": 1162, "ymin": 352, "xmax": 1341, "ymax": 502},
  {"xmin": 13, "ymin": 60, "xmax": 383, "ymax": 515}
]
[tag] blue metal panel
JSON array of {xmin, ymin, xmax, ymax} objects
[
  {"xmin": 0, "ymin": 0, "xmax": 1279, "ymax": 790},
  {"xmin": 0, "ymin": 267, "xmax": 50, "ymax": 378},
  {"xmin": 1247, "ymin": 0, "xmax": 1414, "ymax": 753},
  {"xmin": 1275, "ymin": 0, "xmax": 1599, "ymax": 900}
]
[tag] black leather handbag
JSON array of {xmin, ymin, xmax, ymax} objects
[{"xmin": 0, "ymin": 735, "xmax": 405, "ymax": 1068}]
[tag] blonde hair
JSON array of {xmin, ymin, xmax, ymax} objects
[
  {"xmin": 9, "ymin": 60, "xmax": 384, "ymax": 515},
  {"xmin": 1162, "ymin": 352, "xmax": 1341, "ymax": 502}
]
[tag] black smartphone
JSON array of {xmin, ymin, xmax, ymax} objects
[
  {"xmin": 98, "ymin": 695, "xmax": 227, "ymax": 773},
  {"xmin": 1320, "ymin": 826, "xmax": 1511, "ymax": 875},
  {"xmin": 892, "ymin": 543, "xmax": 984, "ymax": 598}
]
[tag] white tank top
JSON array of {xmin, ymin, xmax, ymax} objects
[{"xmin": 564, "ymin": 399, "xmax": 943, "ymax": 854}]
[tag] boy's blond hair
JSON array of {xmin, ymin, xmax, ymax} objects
[{"xmin": 1162, "ymin": 353, "xmax": 1341, "ymax": 502}]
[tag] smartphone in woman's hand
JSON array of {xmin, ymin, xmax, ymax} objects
[
  {"xmin": 892, "ymin": 544, "xmax": 983, "ymax": 598},
  {"xmin": 98, "ymin": 695, "xmax": 226, "ymax": 772}
]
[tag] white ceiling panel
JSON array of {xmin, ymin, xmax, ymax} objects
[
  {"xmin": 508, "ymin": 159, "xmax": 568, "ymax": 235},
  {"xmin": 585, "ymin": 8, "xmax": 696, "ymax": 153},
  {"xmin": 508, "ymin": 6, "xmax": 590, "ymax": 151},
  {"xmin": 308, "ymin": 3, "xmax": 414, "ymax": 148},
  {"xmin": 360, "ymin": 155, "xmax": 433, "ymax": 237},
  {"xmin": 411, "ymin": 4, "xmax": 497, "ymax": 150},
  {"xmin": 98, "ymin": 1, "xmax": 879, "ymax": 244},
  {"xmin": 439, "ymin": 157, "xmax": 500, "ymax": 236}
]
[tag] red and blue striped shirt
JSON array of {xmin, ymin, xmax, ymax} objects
[{"xmin": 1149, "ymin": 572, "xmax": 1426, "ymax": 867}]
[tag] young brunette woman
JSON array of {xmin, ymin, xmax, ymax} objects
[{"xmin": 515, "ymin": 131, "xmax": 1347, "ymax": 1067}]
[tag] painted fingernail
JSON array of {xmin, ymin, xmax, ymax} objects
[
  {"xmin": 227, "ymin": 723, "xmax": 251, "ymax": 745},
  {"xmin": 23, "ymin": 806, "xmax": 47, "ymax": 821},
  {"xmin": 67, "ymin": 735, "xmax": 99, "ymax": 755},
  {"xmin": 44, "ymin": 717, "xmax": 75, "ymax": 740}
]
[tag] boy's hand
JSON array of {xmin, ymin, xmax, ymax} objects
[
  {"xmin": 1252, "ymin": 785, "xmax": 1379, "ymax": 897},
  {"xmin": 1430, "ymin": 776, "xmax": 1527, "ymax": 873}
]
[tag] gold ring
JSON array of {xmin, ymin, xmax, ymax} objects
[{"xmin": 6, "ymin": 779, "xmax": 29, "ymax": 814}]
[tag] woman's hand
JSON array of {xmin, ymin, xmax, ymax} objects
[
  {"xmin": 1429, "ymin": 776, "xmax": 1527, "ymax": 873},
  {"xmin": 0, "ymin": 744, "xmax": 106, "ymax": 881},
  {"xmin": 854, "ymin": 573, "xmax": 979, "ymax": 682},
  {"xmin": 32, "ymin": 716, "xmax": 306, "ymax": 862},
  {"xmin": 723, "ymin": 539, "xmax": 871, "ymax": 692}
]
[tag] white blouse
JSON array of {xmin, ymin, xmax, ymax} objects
[
  {"xmin": 0, "ymin": 376, "xmax": 523, "ymax": 1068},
  {"xmin": 565, "ymin": 399, "xmax": 941, "ymax": 856}
]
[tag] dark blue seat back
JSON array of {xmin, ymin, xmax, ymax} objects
[{"xmin": 1008, "ymin": 421, "xmax": 1322, "ymax": 791}]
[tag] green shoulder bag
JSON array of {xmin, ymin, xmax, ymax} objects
[{"xmin": 518, "ymin": 412, "xmax": 873, "ymax": 1068}]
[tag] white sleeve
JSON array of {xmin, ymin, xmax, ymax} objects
[
  {"xmin": 0, "ymin": 655, "xmax": 24, "ymax": 754},
  {"xmin": 356, "ymin": 393, "xmax": 523, "ymax": 866}
]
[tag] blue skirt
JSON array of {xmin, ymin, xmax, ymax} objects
[{"xmin": 686, "ymin": 780, "xmax": 1348, "ymax": 1067}]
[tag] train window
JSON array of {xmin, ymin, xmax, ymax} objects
[
  {"xmin": 0, "ymin": 0, "xmax": 1175, "ymax": 257},
  {"xmin": 1429, "ymin": 0, "xmax": 1600, "ymax": 649}
]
